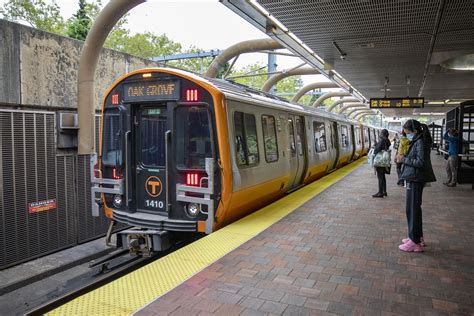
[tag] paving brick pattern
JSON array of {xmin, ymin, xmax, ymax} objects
[{"xmin": 138, "ymin": 155, "xmax": 474, "ymax": 315}]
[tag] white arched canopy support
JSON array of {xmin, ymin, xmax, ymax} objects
[
  {"xmin": 326, "ymin": 97, "xmax": 359, "ymax": 112},
  {"xmin": 77, "ymin": 0, "xmax": 146, "ymax": 154},
  {"xmin": 353, "ymin": 110, "xmax": 376, "ymax": 120},
  {"xmin": 261, "ymin": 67, "xmax": 319, "ymax": 92},
  {"xmin": 312, "ymin": 91, "xmax": 351, "ymax": 107},
  {"xmin": 291, "ymin": 82, "xmax": 339, "ymax": 103},
  {"xmin": 346, "ymin": 107, "xmax": 370, "ymax": 117},
  {"xmin": 205, "ymin": 38, "xmax": 283, "ymax": 78},
  {"xmin": 338, "ymin": 103, "xmax": 367, "ymax": 114},
  {"xmin": 358, "ymin": 113, "xmax": 378, "ymax": 121}
]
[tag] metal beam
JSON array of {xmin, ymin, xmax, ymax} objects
[
  {"xmin": 338, "ymin": 102, "xmax": 367, "ymax": 114},
  {"xmin": 291, "ymin": 82, "xmax": 338, "ymax": 103},
  {"xmin": 78, "ymin": 0, "xmax": 145, "ymax": 154},
  {"xmin": 261, "ymin": 67, "xmax": 319, "ymax": 92},
  {"xmin": 205, "ymin": 38, "xmax": 283, "ymax": 78},
  {"xmin": 151, "ymin": 49, "xmax": 223, "ymax": 62},
  {"xmin": 312, "ymin": 91, "xmax": 351, "ymax": 107},
  {"xmin": 326, "ymin": 97, "xmax": 359, "ymax": 112}
]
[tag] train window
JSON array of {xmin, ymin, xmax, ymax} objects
[
  {"xmin": 364, "ymin": 128, "xmax": 369, "ymax": 143},
  {"xmin": 175, "ymin": 106, "xmax": 212, "ymax": 169},
  {"xmin": 140, "ymin": 107, "xmax": 167, "ymax": 167},
  {"xmin": 261, "ymin": 115, "xmax": 278, "ymax": 163},
  {"xmin": 296, "ymin": 118, "xmax": 304, "ymax": 156},
  {"xmin": 341, "ymin": 125, "xmax": 349, "ymax": 147},
  {"xmin": 356, "ymin": 127, "xmax": 362, "ymax": 145},
  {"xmin": 288, "ymin": 118, "xmax": 296, "ymax": 156},
  {"xmin": 234, "ymin": 111, "xmax": 259, "ymax": 166},
  {"xmin": 102, "ymin": 108, "xmax": 122, "ymax": 166},
  {"xmin": 313, "ymin": 121, "xmax": 327, "ymax": 152}
]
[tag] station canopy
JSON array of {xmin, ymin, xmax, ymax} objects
[{"xmin": 223, "ymin": 1, "xmax": 474, "ymax": 118}]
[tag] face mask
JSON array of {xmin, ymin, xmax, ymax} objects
[{"xmin": 406, "ymin": 133, "xmax": 414, "ymax": 141}]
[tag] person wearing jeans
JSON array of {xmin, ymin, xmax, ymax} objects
[
  {"xmin": 397, "ymin": 119, "xmax": 436, "ymax": 252},
  {"xmin": 443, "ymin": 128, "xmax": 459, "ymax": 187},
  {"xmin": 372, "ymin": 129, "xmax": 391, "ymax": 198}
]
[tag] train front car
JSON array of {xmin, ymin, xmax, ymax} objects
[{"xmin": 91, "ymin": 68, "xmax": 223, "ymax": 254}]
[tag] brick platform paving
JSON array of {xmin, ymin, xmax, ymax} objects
[{"xmin": 137, "ymin": 154, "xmax": 474, "ymax": 316}]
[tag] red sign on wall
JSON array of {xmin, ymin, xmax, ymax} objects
[{"xmin": 28, "ymin": 199, "xmax": 57, "ymax": 214}]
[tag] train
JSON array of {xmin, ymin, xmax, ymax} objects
[{"xmin": 91, "ymin": 67, "xmax": 387, "ymax": 254}]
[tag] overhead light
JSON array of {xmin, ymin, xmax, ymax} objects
[{"xmin": 440, "ymin": 53, "xmax": 474, "ymax": 70}]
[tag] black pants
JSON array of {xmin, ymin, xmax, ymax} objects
[
  {"xmin": 406, "ymin": 181, "xmax": 424, "ymax": 243},
  {"xmin": 376, "ymin": 168, "xmax": 386, "ymax": 194}
]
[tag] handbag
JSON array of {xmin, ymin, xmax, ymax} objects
[
  {"xmin": 367, "ymin": 148, "xmax": 375, "ymax": 166},
  {"xmin": 373, "ymin": 150, "xmax": 391, "ymax": 168}
]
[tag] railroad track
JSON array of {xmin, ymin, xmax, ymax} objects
[{"xmin": 24, "ymin": 236, "xmax": 197, "ymax": 315}]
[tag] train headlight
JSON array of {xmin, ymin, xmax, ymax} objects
[
  {"xmin": 113, "ymin": 195, "xmax": 123, "ymax": 208},
  {"xmin": 185, "ymin": 203, "xmax": 200, "ymax": 218}
]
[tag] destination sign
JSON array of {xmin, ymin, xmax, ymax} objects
[
  {"xmin": 370, "ymin": 97, "xmax": 424, "ymax": 109},
  {"xmin": 123, "ymin": 80, "xmax": 179, "ymax": 102}
]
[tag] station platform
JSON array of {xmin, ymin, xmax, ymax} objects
[{"xmin": 48, "ymin": 154, "xmax": 474, "ymax": 316}]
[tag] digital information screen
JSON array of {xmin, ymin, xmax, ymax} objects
[
  {"xmin": 370, "ymin": 97, "xmax": 424, "ymax": 109},
  {"xmin": 123, "ymin": 80, "xmax": 180, "ymax": 102}
]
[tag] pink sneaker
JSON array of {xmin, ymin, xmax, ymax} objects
[
  {"xmin": 402, "ymin": 237, "xmax": 425, "ymax": 247},
  {"xmin": 399, "ymin": 239, "xmax": 423, "ymax": 252}
]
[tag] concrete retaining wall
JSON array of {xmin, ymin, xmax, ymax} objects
[{"xmin": 0, "ymin": 19, "xmax": 160, "ymax": 109}]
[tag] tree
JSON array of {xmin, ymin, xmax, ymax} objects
[
  {"xmin": 0, "ymin": 0, "xmax": 66, "ymax": 34},
  {"xmin": 67, "ymin": 0, "xmax": 92, "ymax": 40}
]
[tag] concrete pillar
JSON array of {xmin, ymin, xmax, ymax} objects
[{"xmin": 78, "ymin": 0, "xmax": 146, "ymax": 154}]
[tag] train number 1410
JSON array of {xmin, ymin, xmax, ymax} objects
[{"xmin": 145, "ymin": 199, "xmax": 164, "ymax": 209}]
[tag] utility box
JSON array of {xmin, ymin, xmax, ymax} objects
[{"xmin": 57, "ymin": 112, "xmax": 78, "ymax": 148}]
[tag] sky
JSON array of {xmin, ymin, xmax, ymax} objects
[{"xmin": 0, "ymin": 0, "xmax": 327, "ymax": 85}]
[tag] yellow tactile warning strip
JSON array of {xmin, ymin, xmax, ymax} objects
[{"xmin": 48, "ymin": 158, "xmax": 366, "ymax": 316}]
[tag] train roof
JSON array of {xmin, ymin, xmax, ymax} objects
[{"xmin": 155, "ymin": 67, "xmax": 366, "ymax": 126}]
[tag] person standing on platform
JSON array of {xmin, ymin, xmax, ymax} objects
[
  {"xmin": 372, "ymin": 129, "xmax": 391, "ymax": 198},
  {"xmin": 395, "ymin": 131, "xmax": 409, "ymax": 186},
  {"xmin": 443, "ymin": 128, "xmax": 459, "ymax": 187},
  {"xmin": 397, "ymin": 119, "xmax": 436, "ymax": 252}
]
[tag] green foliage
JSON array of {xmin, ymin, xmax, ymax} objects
[
  {"xmin": 0, "ymin": 0, "xmax": 66, "ymax": 33},
  {"xmin": 111, "ymin": 31, "xmax": 182, "ymax": 59},
  {"xmin": 66, "ymin": 0, "xmax": 92, "ymax": 40}
]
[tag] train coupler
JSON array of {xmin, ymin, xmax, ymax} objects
[{"xmin": 116, "ymin": 230, "xmax": 170, "ymax": 256}]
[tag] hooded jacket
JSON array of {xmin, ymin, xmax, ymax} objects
[{"xmin": 400, "ymin": 134, "xmax": 436, "ymax": 183}]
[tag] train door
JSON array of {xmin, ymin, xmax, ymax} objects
[
  {"xmin": 287, "ymin": 115, "xmax": 307, "ymax": 189},
  {"xmin": 328, "ymin": 121, "xmax": 340, "ymax": 170},
  {"xmin": 133, "ymin": 104, "xmax": 169, "ymax": 215},
  {"xmin": 350, "ymin": 125, "xmax": 356, "ymax": 160}
]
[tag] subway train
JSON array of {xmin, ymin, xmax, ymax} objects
[{"xmin": 91, "ymin": 67, "xmax": 387, "ymax": 254}]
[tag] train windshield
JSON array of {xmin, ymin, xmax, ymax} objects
[
  {"xmin": 102, "ymin": 108, "xmax": 122, "ymax": 166},
  {"xmin": 175, "ymin": 106, "xmax": 212, "ymax": 169}
]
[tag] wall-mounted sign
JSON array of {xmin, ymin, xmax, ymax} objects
[
  {"xmin": 123, "ymin": 80, "xmax": 180, "ymax": 102},
  {"xmin": 28, "ymin": 199, "xmax": 57, "ymax": 214},
  {"xmin": 370, "ymin": 97, "xmax": 424, "ymax": 109}
]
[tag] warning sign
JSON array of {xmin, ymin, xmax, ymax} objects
[{"xmin": 28, "ymin": 199, "xmax": 57, "ymax": 214}]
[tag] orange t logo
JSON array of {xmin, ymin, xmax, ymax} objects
[{"xmin": 145, "ymin": 176, "xmax": 162, "ymax": 197}]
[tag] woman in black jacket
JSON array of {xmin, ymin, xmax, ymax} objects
[
  {"xmin": 372, "ymin": 129, "xmax": 391, "ymax": 198},
  {"xmin": 397, "ymin": 119, "xmax": 436, "ymax": 252}
]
